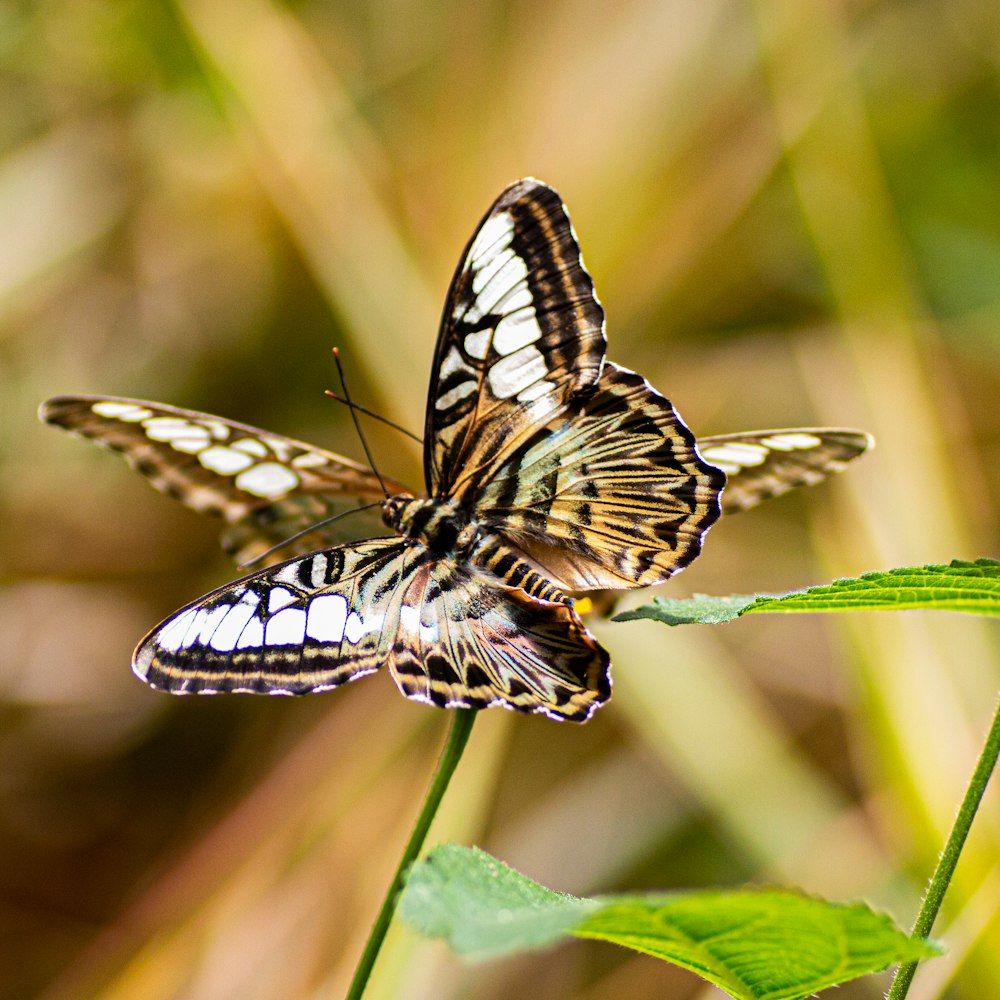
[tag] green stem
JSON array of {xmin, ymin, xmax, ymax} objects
[
  {"xmin": 345, "ymin": 708, "xmax": 477, "ymax": 1000},
  {"xmin": 888, "ymin": 695, "xmax": 1000, "ymax": 1000}
]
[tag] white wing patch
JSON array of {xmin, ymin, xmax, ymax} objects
[
  {"xmin": 236, "ymin": 616, "xmax": 264, "ymax": 650},
  {"xmin": 487, "ymin": 345, "xmax": 548, "ymax": 399},
  {"xmin": 306, "ymin": 594, "xmax": 348, "ymax": 642},
  {"xmin": 291, "ymin": 451, "xmax": 331, "ymax": 469},
  {"xmin": 198, "ymin": 446, "xmax": 255, "ymax": 474},
  {"xmin": 398, "ymin": 603, "xmax": 439, "ymax": 642},
  {"xmin": 232, "ymin": 438, "xmax": 269, "ymax": 457},
  {"xmin": 91, "ymin": 401, "xmax": 154, "ymax": 422},
  {"xmin": 234, "ymin": 463, "xmax": 299, "ymax": 498},
  {"xmin": 463, "ymin": 329, "xmax": 492, "ymax": 360},
  {"xmin": 438, "ymin": 205, "xmax": 555, "ymax": 410},
  {"xmin": 86, "ymin": 400, "xmax": 310, "ymax": 497},
  {"xmin": 465, "ymin": 211, "xmax": 515, "ymax": 269},
  {"xmin": 699, "ymin": 442, "xmax": 770, "ymax": 474},
  {"xmin": 494, "ymin": 310, "xmax": 542, "ymax": 355},
  {"xmin": 267, "ymin": 587, "xmax": 296, "ymax": 613},
  {"xmin": 759, "ymin": 432, "xmax": 823, "ymax": 450},
  {"xmin": 435, "ymin": 381, "xmax": 479, "ymax": 410},
  {"xmin": 343, "ymin": 610, "xmax": 384, "ymax": 644},
  {"xmin": 210, "ymin": 598, "xmax": 259, "ymax": 652},
  {"xmin": 264, "ymin": 607, "xmax": 307, "ymax": 646},
  {"xmin": 154, "ymin": 606, "xmax": 205, "ymax": 655}
]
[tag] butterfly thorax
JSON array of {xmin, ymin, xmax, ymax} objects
[{"xmin": 382, "ymin": 495, "xmax": 480, "ymax": 558}]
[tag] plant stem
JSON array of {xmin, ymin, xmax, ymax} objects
[
  {"xmin": 888, "ymin": 695, "xmax": 1000, "ymax": 1000},
  {"xmin": 345, "ymin": 708, "xmax": 477, "ymax": 1000}
]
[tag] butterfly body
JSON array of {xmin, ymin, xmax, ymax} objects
[
  {"xmin": 42, "ymin": 179, "xmax": 871, "ymax": 721},
  {"xmin": 384, "ymin": 495, "xmax": 478, "ymax": 558}
]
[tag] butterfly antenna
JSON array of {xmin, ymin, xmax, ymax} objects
[
  {"xmin": 238, "ymin": 501, "xmax": 383, "ymax": 569},
  {"xmin": 332, "ymin": 347, "xmax": 391, "ymax": 498},
  {"xmin": 323, "ymin": 390, "xmax": 422, "ymax": 444}
]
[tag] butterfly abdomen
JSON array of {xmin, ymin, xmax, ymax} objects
[{"xmin": 469, "ymin": 535, "xmax": 571, "ymax": 606}]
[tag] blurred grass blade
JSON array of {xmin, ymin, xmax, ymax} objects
[
  {"xmin": 616, "ymin": 559, "xmax": 1000, "ymax": 626},
  {"xmin": 173, "ymin": 0, "xmax": 438, "ymax": 410},
  {"xmin": 402, "ymin": 845, "xmax": 937, "ymax": 1000},
  {"xmin": 0, "ymin": 123, "xmax": 125, "ymax": 310}
]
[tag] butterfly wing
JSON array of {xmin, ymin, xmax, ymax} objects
[
  {"xmin": 698, "ymin": 429, "xmax": 873, "ymax": 513},
  {"xmin": 40, "ymin": 396, "xmax": 404, "ymax": 562},
  {"xmin": 423, "ymin": 179, "xmax": 723, "ymax": 590},
  {"xmin": 134, "ymin": 538, "xmax": 609, "ymax": 721},
  {"xmin": 388, "ymin": 547, "xmax": 609, "ymax": 721},
  {"xmin": 465, "ymin": 363, "xmax": 725, "ymax": 590},
  {"xmin": 134, "ymin": 540, "xmax": 409, "ymax": 695},
  {"xmin": 424, "ymin": 179, "xmax": 607, "ymax": 493}
]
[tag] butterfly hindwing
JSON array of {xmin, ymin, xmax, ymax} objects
[
  {"xmin": 40, "ymin": 396, "xmax": 402, "ymax": 562},
  {"xmin": 467, "ymin": 363, "xmax": 725, "ymax": 590},
  {"xmin": 698, "ymin": 429, "xmax": 873, "ymax": 513},
  {"xmin": 425, "ymin": 179, "xmax": 607, "ymax": 493},
  {"xmin": 389, "ymin": 547, "xmax": 609, "ymax": 721}
]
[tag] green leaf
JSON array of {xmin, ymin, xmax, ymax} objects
[
  {"xmin": 399, "ymin": 844, "xmax": 599, "ymax": 958},
  {"xmin": 575, "ymin": 892, "xmax": 936, "ymax": 1000},
  {"xmin": 401, "ymin": 846, "xmax": 938, "ymax": 999},
  {"xmin": 615, "ymin": 558, "xmax": 1000, "ymax": 626},
  {"xmin": 614, "ymin": 593, "xmax": 756, "ymax": 625}
]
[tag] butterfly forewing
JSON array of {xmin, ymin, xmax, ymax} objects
[
  {"xmin": 41, "ymin": 396, "xmax": 404, "ymax": 561},
  {"xmin": 425, "ymin": 179, "xmax": 607, "ymax": 493},
  {"xmin": 134, "ymin": 540, "xmax": 411, "ymax": 695},
  {"xmin": 698, "ymin": 429, "xmax": 873, "ymax": 513},
  {"xmin": 468, "ymin": 363, "xmax": 725, "ymax": 590}
]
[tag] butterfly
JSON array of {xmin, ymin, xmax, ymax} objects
[{"xmin": 41, "ymin": 179, "xmax": 871, "ymax": 721}]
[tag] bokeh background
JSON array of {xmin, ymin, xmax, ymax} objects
[{"xmin": 3, "ymin": 2, "xmax": 999, "ymax": 998}]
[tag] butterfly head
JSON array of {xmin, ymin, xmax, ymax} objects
[{"xmin": 382, "ymin": 495, "xmax": 480, "ymax": 558}]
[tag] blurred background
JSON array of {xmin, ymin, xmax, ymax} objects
[{"xmin": 3, "ymin": 1, "xmax": 999, "ymax": 998}]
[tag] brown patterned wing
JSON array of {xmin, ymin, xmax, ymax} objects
[
  {"xmin": 466, "ymin": 363, "xmax": 725, "ymax": 591},
  {"xmin": 424, "ymin": 179, "xmax": 607, "ymax": 494},
  {"xmin": 40, "ymin": 396, "xmax": 406, "ymax": 562},
  {"xmin": 697, "ymin": 429, "xmax": 873, "ymax": 513},
  {"xmin": 388, "ymin": 547, "xmax": 609, "ymax": 722},
  {"xmin": 134, "ymin": 539, "xmax": 609, "ymax": 721}
]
